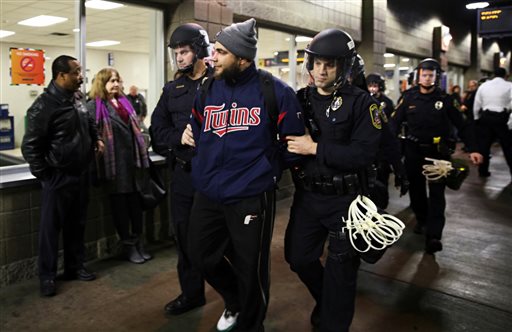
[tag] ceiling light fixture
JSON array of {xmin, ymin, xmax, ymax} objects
[
  {"xmin": 18, "ymin": 15, "xmax": 68, "ymax": 27},
  {"xmin": 0, "ymin": 30, "xmax": 15, "ymax": 38},
  {"xmin": 466, "ymin": 2, "xmax": 489, "ymax": 10},
  {"xmin": 295, "ymin": 36, "xmax": 312, "ymax": 43},
  {"xmin": 85, "ymin": 0, "xmax": 124, "ymax": 10},
  {"xmin": 384, "ymin": 53, "xmax": 395, "ymax": 57},
  {"xmin": 86, "ymin": 40, "xmax": 120, "ymax": 47}
]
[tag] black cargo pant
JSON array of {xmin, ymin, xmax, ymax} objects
[
  {"xmin": 188, "ymin": 190, "xmax": 275, "ymax": 332},
  {"xmin": 39, "ymin": 170, "xmax": 88, "ymax": 281},
  {"xmin": 170, "ymin": 165, "xmax": 204, "ymax": 300},
  {"xmin": 404, "ymin": 141, "xmax": 447, "ymax": 240},
  {"xmin": 285, "ymin": 189, "xmax": 360, "ymax": 332},
  {"xmin": 476, "ymin": 111, "xmax": 512, "ymax": 177}
]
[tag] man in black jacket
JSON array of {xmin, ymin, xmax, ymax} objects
[{"xmin": 22, "ymin": 55, "xmax": 104, "ymax": 297}]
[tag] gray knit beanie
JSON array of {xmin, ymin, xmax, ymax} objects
[{"xmin": 216, "ymin": 18, "xmax": 257, "ymax": 60}]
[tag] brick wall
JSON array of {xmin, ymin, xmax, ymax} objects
[{"xmin": 0, "ymin": 165, "xmax": 172, "ymax": 287}]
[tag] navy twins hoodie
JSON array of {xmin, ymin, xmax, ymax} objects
[{"xmin": 190, "ymin": 64, "xmax": 305, "ymax": 204}]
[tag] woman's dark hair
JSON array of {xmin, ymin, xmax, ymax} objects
[{"xmin": 52, "ymin": 55, "xmax": 77, "ymax": 80}]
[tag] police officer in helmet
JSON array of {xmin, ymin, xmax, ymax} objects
[
  {"xmin": 150, "ymin": 22, "xmax": 212, "ymax": 315},
  {"xmin": 391, "ymin": 58, "xmax": 483, "ymax": 254},
  {"xmin": 367, "ymin": 73, "xmax": 394, "ymax": 118},
  {"xmin": 285, "ymin": 29, "xmax": 382, "ymax": 332}
]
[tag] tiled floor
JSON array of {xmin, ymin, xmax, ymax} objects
[{"xmin": 1, "ymin": 145, "xmax": 511, "ymax": 332}]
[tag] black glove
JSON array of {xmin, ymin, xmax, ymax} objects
[{"xmin": 394, "ymin": 174, "xmax": 409, "ymax": 197}]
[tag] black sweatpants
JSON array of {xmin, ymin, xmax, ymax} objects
[
  {"xmin": 188, "ymin": 190, "xmax": 275, "ymax": 332},
  {"xmin": 39, "ymin": 170, "xmax": 88, "ymax": 280},
  {"xmin": 285, "ymin": 189, "xmax": 360, "ymax": 332}
]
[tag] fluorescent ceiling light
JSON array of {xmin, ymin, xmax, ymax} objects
[
  {"xmin": 0, "ymin": 30, "xmax": 15, "ymax": 38},
  {"xmin": 384, "ymin": 53, "xmax": 395, "ymax": 57},
  {"xmin": 295, "ymin": 36, "xmax": 312, "ymax": 43},
  {"xmin": 18, "ymin": 15, "xmax": 68, "ymax": 27},
  {"xmin": 73, "ymin": 28, "xmax": 80, "ymax": 32},
  {"xmin": 401, "ymin": 58, "xmax": 410, "ymax": 62},
  {"xmin": 86, "ymin": 40, "xmax": 120, "ymax": 47},
  {"xmin": 399, "ymin": 66, "xmax": 410, "ymax": 71},
  {"xmin": 85, "ymin": 0, "xmax": 124, "ymax": 10},
  {"xmin": 384, "ymin": 63, "xmax": 396, "ymax": 68},
  {"xmin": 466, "ymin": 2, "xmax": 489, "ymax": 9}
]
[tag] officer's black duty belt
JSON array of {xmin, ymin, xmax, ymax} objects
[{"xmin": 294, "ymin": 172, "xmax": 360, "ymax": 196}]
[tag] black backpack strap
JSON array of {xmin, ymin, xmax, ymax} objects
[
  {"xmin": 258, "ymin": 69, "xmax": 279, "ymax": 140},
  {"xmin": 199, "ymin": 75, "xmax": 215, "ymax": 114}
]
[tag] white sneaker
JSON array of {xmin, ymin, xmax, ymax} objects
[{"xmin": 216, "ymin": 309, "xmax": 239, "ymax": 331}]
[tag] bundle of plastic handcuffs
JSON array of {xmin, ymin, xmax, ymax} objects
[
  {"xmin": 342, "ymin": 195, "xmax": 405, "ymax": 253},
  {"xmin": 421, "ymin": 157, "xmax": 454, "ymax": 181}
]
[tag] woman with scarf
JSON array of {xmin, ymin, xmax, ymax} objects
[{"xmin": 87, "ymin": 68, "xmax": 152, "ymax": 264}]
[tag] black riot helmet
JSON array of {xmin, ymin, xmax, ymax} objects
[
  {"xmin": 415, "ymin": 58, "xmax": 441, "ymax": 87},
  {"xmin": 305, "ymin": 28, "xmax": 356, "ymax": 88},
  {"xmin": 351, "ymin": 53, "xmax": 368, "ymax": 92},
  {"xmin": 169, "ymin": 23, "xmax": 210, "ymax": 72},
  {"xmin": 366, "ymin": 73, "xmax": 386, "ymax": 92}
]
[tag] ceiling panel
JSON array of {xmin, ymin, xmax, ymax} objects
[{"xmin": 0, "ymin": 0, "xmax": 154, "ymax": 53}]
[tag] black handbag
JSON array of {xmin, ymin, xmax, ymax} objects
[{"xmin": 137, "ymin": 161, "xmax": 167, "ymax": 210}]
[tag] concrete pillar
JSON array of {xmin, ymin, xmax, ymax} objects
[
  {"xmin": 358, "ymin": 0, "xmax": 387, "ymax": 74},
  {"xmin": 465, "ymin": 25, "xmax": 482, "ymax": 83}
]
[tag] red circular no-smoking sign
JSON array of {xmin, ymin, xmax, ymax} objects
[{"xmin": 20, "ymin": 56, "xmax": 35, "ymax": 72}]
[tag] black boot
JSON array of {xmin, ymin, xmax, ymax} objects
[{"xmin": 123, "ymin": 243, "xmax": 145, "ymax": 264}]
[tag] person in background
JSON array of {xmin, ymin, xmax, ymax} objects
[
  {"xmin": 450, "ymin": 85, "xmax": 462, "ymax": 105},
  {"xmin": 182, "ymin": 18, "xmax": 305, "ymax": 332},
  {"xmin": 367, "ymin": 73, "xmax": 394, "ymax": 118},
  {"xmin": 461, "ymin": 80, "xmax": 478, "ymax": 122},
  {"xmin": 22, "ymin": 55, "xmax": 104, "ymax": 297},
  {"xmin": 150, "ymin": 22, "xmax": 212, "ymax": 316},
  {"xmin": 392, "ymin": 58, "xmax": 483, "ymax": 254},
  {"xmin": 473, "ymin": 67, "xmax": 512, "ymax": 179},
  {"xmin": 87, "ymin": 68, "xmax": 152, "ymax": 264},
  {"xmin": 127, "ymin": 85, "xmax": 148, "ymax": 122}
]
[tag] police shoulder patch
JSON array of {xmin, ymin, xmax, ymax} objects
[{"xmin": 370, "ymin": 103, "xmax": 382, "ymax": 129}]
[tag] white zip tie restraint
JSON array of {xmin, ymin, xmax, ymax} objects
[
  {"xmin": 421, "ymin": 157, "xmax": 453, "ymax": 181},
  {"xmin": 342, "ymin": 195, "xmax": 405, "ymax": 253}
]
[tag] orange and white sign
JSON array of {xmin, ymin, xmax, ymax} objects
[{"xmin": 10, "ymin": 48, "xmax": 45, "ymax": 85}]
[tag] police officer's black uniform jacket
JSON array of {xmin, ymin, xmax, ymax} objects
[
  {"xmin": 151, "ymin": 67, "xmax": 212, "ymax": 162},
  {"xmin": 296, "ymin": 84, "xmax": 382, "ymax": 192},
  {"xmin": 22, "ymin": 81, "xmax": 98, "ymax": 179},
  {"xmin": 392, "ymin": 86, "xmax": 478, "ymax": 156}
]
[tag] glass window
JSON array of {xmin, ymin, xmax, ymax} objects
[
  {"xmin": 384, "ymin": 53, "xmax": 419, "ymax": 103},
  {"xmin": 256, "ymin": 28, "xmax": 311, "ymax": 91},
  {"xmin": 0, "ymin": 0, "xmax": 163, "ymax": 163}
]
